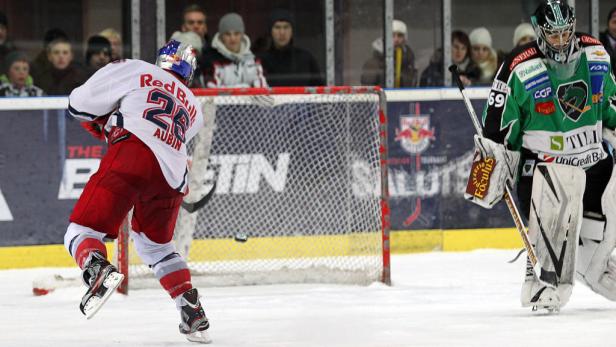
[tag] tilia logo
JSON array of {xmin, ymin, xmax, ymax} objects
[
  {"xmin": 0, "ymin": 186, "xmax": 13, "ymax": 221},
  {"xmin": 550, "ymin": 136, "xmax": 564, "ymax": 151},
  {"xmin": 549, "ymin": 129, "xmax": 600, "ymax": 152}
]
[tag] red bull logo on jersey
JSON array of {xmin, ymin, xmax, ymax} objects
[
  {"xmin": 140, "ymin": 73, "xmax": 197, "ymax": 120},
  {"xmin": 394, "ymin": 116, "xmax": 435, "ymax": 154}
]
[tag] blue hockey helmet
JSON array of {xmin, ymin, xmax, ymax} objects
[{"xmin": 155, "ymin": 39, "xmax": 197, "ymax": 85}]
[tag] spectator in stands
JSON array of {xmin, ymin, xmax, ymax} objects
[
  {"xmin": 258, "ymin": 8, "xmax": 323, "ymax": 87},
  {"xmin": 170, "ymin": 30, "xmax": 204, "ymax": 87},
  {"xmin": 202, "ymin": 12, "xmax": 268, "ymax": 88},
  {"xmin": 182, "ymin": 4, "xmax": 208, "ymax": 48},
  {"xmin": 0, "ymin": 51, "xmax": 43, "ymax": 97},
  {"xmin": 600, "ymin": 7, "xmax": 616, "ymax": 69},
  {"xmin": 0, "ymin": 11, "xmax": 15, "ymax": 68},
  {"xmin": 35, "ymin": 37, "xmax": 87, "ymax": 95},
  {"xmin": 31, "ymin": 28, "xmax": 69, "ymax": 83},
  {"xmin": 420, "ymin": 30, "xmax": 480, "ymax": 87},
  {"xmin": 469, "ymin": 27, "xmax": 499, "ymax": 86},
  {"xmin": 84, "ymin": 35, "xmax": 111, "ymax": 78},
  {"xmin": 99, "ymin": 28, "xmax": 123, "ymax": 60},
  {"xmin": 512, "ymin": 22, "xmax": 536, "ymax": 48},
  {"xmin": 361, "ymin": 19, "xmax": 417, "ymax": 87}
]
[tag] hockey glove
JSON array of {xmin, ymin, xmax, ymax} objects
[
  {"xmin": 80, "ymin": 116, "xmax": 110, "ymax": 141},
  {"xmin": 603, "ymin": 127, "xmax": 616, "ymax": 150},
  {"xmin": 464, "ymin": 135, "xmax": 520, "ymax": 209}
]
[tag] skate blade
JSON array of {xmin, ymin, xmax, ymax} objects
[
  {"xmin": 84, "ymin": 272, "xmax": 124, "ymax": 320},
  {"xmin": 185, "ymin": 330, "xmax": 212, "ymax": 344},
  {"xmin": 532, "ymin": 305, "xmax": 560, "ymax": 314}
]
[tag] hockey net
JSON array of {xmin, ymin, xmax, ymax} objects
[{"xmin": 116, "ymin": 86, "xmax": 390, "ymax": 291}]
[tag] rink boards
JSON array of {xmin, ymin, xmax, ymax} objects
[{"xmin": 0, "ymin": 88, "xmax": 521, "ymax": 269}]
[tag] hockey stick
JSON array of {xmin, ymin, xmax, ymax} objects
[
  {"xmin": 449, "ymin": 65, "xmax": 555, "ymax": 288},
  {"xmin": 181, "ymin": 181, "xmax": 217, "ymax": 213}
]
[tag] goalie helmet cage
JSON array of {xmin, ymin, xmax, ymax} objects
[{"xmin": 116, "ymin": 86, "xmax": 390, "ymax": 293}]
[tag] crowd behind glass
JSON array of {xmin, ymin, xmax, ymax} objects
[{"xmin": 0, "ymin": 3, "xmax": 616, "ymax": 97}]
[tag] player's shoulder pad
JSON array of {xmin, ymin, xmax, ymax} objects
[
  {"xmin": 577, "ymin": 33, "xmax": 611, "ymax": 64},
  {"xmin": 495, "ymin": 41, "xmax": 545, "ymax": 85},
  {"xmin": 576, "ymin": 32, "xmax": 603, "ymax": 48},
  {"xmin": 97, "ymin": 58, "xmax": 142, "ymax": 73}
]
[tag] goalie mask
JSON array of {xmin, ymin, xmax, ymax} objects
[
  {"xmin": 155, "ymin": 39, "xmax": 197, "ymax": 85},
  {"xmin": 531, "ymin": 0, "xmax": 577, "ymax": 64}
]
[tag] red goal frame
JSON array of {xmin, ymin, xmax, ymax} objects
[{"xmin": 117, "ymin": 86, "xmax": 390, "ymax": 293}]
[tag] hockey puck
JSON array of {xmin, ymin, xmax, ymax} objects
[{"xmin": 234, "ymin": 233, "xmax": 248, "ymax": 243}]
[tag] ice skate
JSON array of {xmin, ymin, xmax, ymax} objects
[
  {"xmin": 79, "ymin": 251, "xmax": 124, "ymax": 319},
  {"xmin": 521, "ymin": 258, "xmax": 560, "ymax": 313},
  {"xmin": 178, "ymin": 288, "xmax": 211, "ymax": 344}
]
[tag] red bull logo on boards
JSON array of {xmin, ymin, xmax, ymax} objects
[{"xmin": 394, "ymin": 115, "xmax": 435, "ymax": 154}]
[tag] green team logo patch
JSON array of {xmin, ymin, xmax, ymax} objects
[
  {"xmin": 550, "ymin": 136, "xmax": 564, "ymax": 151},
  {"xmin": 556, "ymin": 80, "xmax": 590, "ymax": 122}
]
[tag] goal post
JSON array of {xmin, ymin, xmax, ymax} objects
[{"xmin": 117, "ymin": 86, "xmax": 390, "ymax": 290}]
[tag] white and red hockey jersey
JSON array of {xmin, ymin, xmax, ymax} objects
[{"xmin": 68, "ymin": 59, "xmax": 204, "ymax": 192}]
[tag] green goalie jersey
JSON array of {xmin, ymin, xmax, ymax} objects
[{"xmin": 483, "ymin": 33, "xmax": 616, "ymax": 174}]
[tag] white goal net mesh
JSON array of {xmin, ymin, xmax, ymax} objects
[{"xmin": 121, "ymin": 88, "xmax": 389, "ymax": 288}]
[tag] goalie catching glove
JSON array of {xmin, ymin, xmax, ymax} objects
[{"xmin": 464, "ymin": 135, "xmax": 520, "ymax": 209}]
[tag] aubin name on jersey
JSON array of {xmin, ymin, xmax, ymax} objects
[{"xmin": 140, "ymin": 73, "xmax": 198, "ymax": 150}]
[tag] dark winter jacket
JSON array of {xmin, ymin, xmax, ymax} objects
[
  {"xmin": 0, "ymin": 40, "xmax": 16, "ymax": 72},
  {"xmin": 599, "ymin": 30, "xmax": 616, "ymax": 71},
  {"xmin": 34, "ymin": 63, "xmax": 88, "ymax": 96},
  {"xmin": 259, "ymin": 44, "xmax": 324, "ymax": 87},
  {"xmin": 419, "ymin": 49, "xmax": 480, "ymax": 87},
  {"xmin": 360, "ymin": 38, "xmax": 417, "ymax": 87}
]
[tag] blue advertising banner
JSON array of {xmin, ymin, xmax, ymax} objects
[
  {"xmin": 385, "ymin": 99, "xmax": 513, "ymax": 230},
  {"xmin": 0, "ymin": 110, "xmax": 105, "ymax": 246},
  {"xmin": 0, "ymin": 92, "xmax": 516, "ymax": 247}
]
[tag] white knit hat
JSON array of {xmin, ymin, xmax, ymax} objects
[
  {"xmin": 170, "ymin": 31, "xmax": 203, "ymax": 54},
  {"xmin": 512, "ymin": 22, "xmax": 536, "ymax": 46},
  {"xmin": 469, "ymin": 27, "xmax": 492, "ymax": 47},
  {"xmin": 393, "ymin": 19, "xmax": 407, "ymax": 38}
]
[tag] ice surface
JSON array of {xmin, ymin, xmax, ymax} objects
[{"xmin": 2, "ymin": 250, "xmax": 616, "ymax": 346}]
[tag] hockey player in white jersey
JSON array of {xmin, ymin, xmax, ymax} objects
[{"xmin": 63, "ymin": 39, "xmax": 211, "ymax": 343}]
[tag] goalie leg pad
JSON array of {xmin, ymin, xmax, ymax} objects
[
  {"xmin": 521, "ymin": 163, "xmax": 585, "ymax": 309},
  {"xmin": 576, "ymin": 166, "xmax": 616, "ymax": 301}
]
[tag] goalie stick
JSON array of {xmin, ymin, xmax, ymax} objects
[
  {"xmin": 181, "ymin": 181, "xmax": 217, "ymax": 213},
  {"xmin": 449, "ymin": 64, "xmax": 556, "ymax": 289}
]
